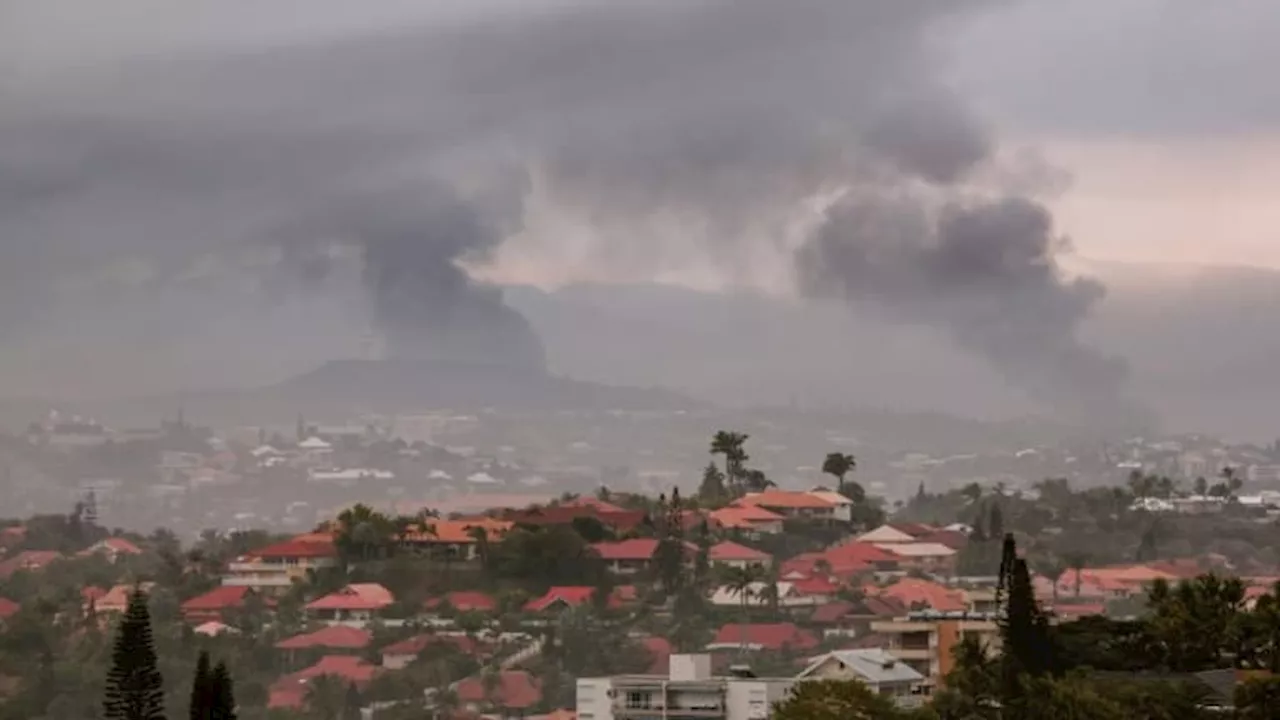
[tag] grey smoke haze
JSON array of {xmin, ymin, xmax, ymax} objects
[{"xmin": 0, "ymin": 0, "xmax": 1160, "ymax": 419}]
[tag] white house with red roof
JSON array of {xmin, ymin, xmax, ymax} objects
[
  {"xmin": 181, "ymin": 586, "xmax": 270, "ymax": 623},
  {"xmin": 591, "ymin": 538, "xmax": 697, "ymax": 574},
  {"xmin": 707, "ymin": 541, "xmax": 772, "ymax": 570},
  {"xmin": 79, "ymin": 537, "xmax": 143, "ymax": 563},
  {"xmin": 305, "ymin": 583, "xmax": 395, "ymax": 624},
  {"xmin": 223, "ymin": 535, "xmax": 337, "ymax": 593}
]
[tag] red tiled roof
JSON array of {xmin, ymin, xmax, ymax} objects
[
  {"xmin": 456, "ymin": 670, "xmax": 542, "ymax": 709},
  {"xmin": 276, "ymin": 625, "xmax": 372, "ymax": 651},
  {"xmin": 0, "ymin": 550, "xmax": 61, "ymax": 579},
  {"xmin": 709, "ymin": 541, "xmax": 771, "ymax": 563},
  {"xmin": 809, "ymin": 601, "xmax": 856, "ymax": 624},
  {"xmin": 890, "ymin": 523, "xmax": 938, "ymax": 538},
  {"xmin": 825, "ymin": 542, "xmax": 900, "ymax": 565},
  {"xmin": 711, "ymin": 623, "xmax": 819, "ymax": 651},
  {"xmin": 560, "ymin": 497, "xmax": 625, "ymax": 513},
  {"xmin": 707, "ymin": 505, "xmax": 785, "ymax": 529},
  {"xmin": 875, "ymin": 578, "xmax": 966, "ymax": 612},
  {"xmin": 402, "ymin": 519, "xmax": 512, "ymax": 544},
  {"xmin": 272, "ymin": 655, "xmax": 380, "ymax": 701},
  {"xmin": 503, "ymin": 505, "xmax": 646, "ymax": 533},
  {"xmin": 246, "ymin": 538, "xmax": 336, "ymax": 560},
  {"xmin": 82, "ymin": 586, "xmax": 107, "ymax": 603},
  {"xmin": 382, "ymin": 633, "xmax": 490, "ymax": 658},
  {"xmin": 592, "ymin": 538, "xmax": 661, "ymax": 561},
  {"xmin": 640, "ymin": 636, "xmax": 673, "ymax": 674},
  {"xmin": 592, "ymin": 538, "xmax": 697, "ymax": 561},
  {"xmin": 738, "ymin": 491, "xmax": 833, "ymax": 510},
  {"xmin": 914, "ymin": 530, "xmax": 968, "ymax": 550},
  {"xmin": 791, "ymin": 576, "xmax": 840, "ymax": 596},
  {"xmin": 523, "ymin": 586, "xmax": 596, "ymax": 612},
  {"xmin": 182, "ymin": 586, "xmax": 259, "ymax": 612},
  {"xmin": 306, "ymin": 583, "xmax": 394, "ymax": 612},
  {"xmin": 82, "ymin": 537, "xmax": 144, "ymax": 556},
  {"xmin": 0, "ymin": 597, "xmax": 18, "ymax": 620},
  {"xmin": 425, "ymin": 591, "xmax": 498, "ymax": 613}
]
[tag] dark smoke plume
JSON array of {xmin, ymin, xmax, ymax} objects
[{"xmin": 0, "ymin": 0, "xmax": 1146, "ymax": 420}]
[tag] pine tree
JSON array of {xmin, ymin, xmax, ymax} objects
[
  {"xmin": 103, "ymin": 589, "xmax": 165, "ymax": 720},
  {"xmin": 209, "ymin": 661, "xmax": 237, "ymax": 720},
  {"xmin": 189, "ymin": 651, "xmax": 212, "ymax": 720}
]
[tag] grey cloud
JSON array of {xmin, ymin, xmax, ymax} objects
[{"xmin": 0, "ymin": 0, "xmax": 1148, "ymax": 420}]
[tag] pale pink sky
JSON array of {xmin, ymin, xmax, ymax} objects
[{"xmin": 1046, "ymin": 134, "xmax": 1280, "ymax": 270}]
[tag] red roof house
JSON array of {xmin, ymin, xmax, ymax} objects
[
  {"xmin": 523, "ymin": 586, "xmax": 597, "ymax": 612},
  {"xmin": 79, "ymin": 537, "xmax": 143, "ymax": 561},
  {"xmin": 381, "ymin": 634, "xmax": 492, "ymax": 670},
  {"xmin": 276, "ymin": 625, "xmax": 372, "ymax": 652},
  {"xmin": 181, "ymin": 586, "xmax": 269, "ymax": 622},
  {"xmin": 0, "ymin": 550, "xmax": 62, "ymax": 579},
  {"xmin": 456, "ymin": 670, "xmax": 542, "ymax": 711},
  {"xmin": 708, "ymin": 541, "xmax": 772, "ymax": 568},
  {"xmin": 639, "ymin": 636, "xmax": 673, "ymax": 675},
  {"xmin": 268, "ymin": 655, "xmax": 382, "ymax": 709},
  {"xmin": 875, "ymin": 578, "xmax": 967, "ymax": 612},
  {"xmin": 306, "ymin": 583, "xmax": 395, "ymax": 621},
  {"xmin": 591, "ymin": 538, "xmax": 696, "ymax": 573},
  {"xmin": 708, "ymin": 623, "xmax": 819, "ymax": 652}
]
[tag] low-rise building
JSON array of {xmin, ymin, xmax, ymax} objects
[
  {"xmin": 305, "ymin": 583, "xmax": 395, "ymax": 624},
  {"xmin": 223, "ymin": 536, "xmax": 338, "ymax": 593},
  {"xmin": 577, "ymin": 654, "xmax": 794, "ymax": 720},
  {"xmin": 869, "ymin": 611, "xmax": 1001, "ymax": 688},
  {"xmin": 797, "ymin": 649, "xmax": 927, "ymax": 709}
]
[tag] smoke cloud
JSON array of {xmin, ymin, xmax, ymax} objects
[{"xmin": 0, "ymin": 0, "xmax": 1144, "ymax": 419}]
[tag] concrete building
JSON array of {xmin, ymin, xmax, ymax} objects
[
  {"xmin": 577, "ymin": 654, "xmax": 794, "ymax": 720},
  {"xmin": 869, "ymin": 611, "xmax": 1001, "ymax": 688}
]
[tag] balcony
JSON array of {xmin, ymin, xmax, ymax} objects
[{"xmin": 221, "ymin": 574, "xmax": 293, "ymax": 587}]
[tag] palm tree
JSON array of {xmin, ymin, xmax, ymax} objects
[
  {"xmin": 467, "ymin": 525, "xmax": 491, "ymax": 571},
  {"xmin": 725, "ymin": 565, "xmax": 762, "ymax": 655},
  {"xmin": 710, "ymin": 431, "xmax": 750, "ymax": 493},
  {"xmin": 821, "ymin": 453, "xmax": 857, "ymax": 497},
  {"xmin": 1064, "ymin": 552, "xmax": 1090, "ymax": 598}
]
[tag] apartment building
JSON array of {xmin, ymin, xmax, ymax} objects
[
  {"xmin": 577, "ymin": 654, "xmax": 794, "ymax": 720},
  {"xmin": 869, "ymin": 611, "xmax": 1001, "ymax": 688}
]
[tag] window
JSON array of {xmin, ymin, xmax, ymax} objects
[{"xmin": 626, "ymin": 692, "xmax": 653, "ymax": 710}]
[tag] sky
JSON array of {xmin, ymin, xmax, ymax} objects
[{"xmin": 0, "ymin": 0, "xmax": 1277, "ymax": 420}]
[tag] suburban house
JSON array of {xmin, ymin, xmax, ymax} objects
[
  {"xmin": 456, "ymin": 669, "xmax": 542, "ymax": 714},
  {"xmin": 870, "ymin": 610, "xmax": 1002, "ymax": 687},
  {"xmin": 305, "ymin": 583, "xmax": 395, "ymax": 624},
  {"xmin": 400, "ymin": 518, "xmax": 512, "ymax": 561},
  {"xmin": 737, "ymin": 491, "xmax": 839, "ymax": 521},
  {"xmin": 707, "ymin": 541, "xmax": 772, "ymax": 570},
  {"xmin": 78, "ymin": 537, "xmax": 143, "ymax": 563},
  {"xmin": 592, "ymin": 538, "xmax": 696, "ymax": 575},
  {"xmin": 706, "ymin": 505, "xmax": 786, "ymax": 535},
  {"xmin": 858, "ymin": 524, "xmax": 936, "ymax": 544},
  {"xmin": 275, "ymin": 625, "xmax": 372, "ymax": 655},
  {"xmin": 181, "ymin": 586, "xmax": 269, "ymax": 623},
  {"xmin": 807, "ymin": 489, "xmax": 856, "ymax": 522},
  {"xmin": 524, "ymin": 586, "xmax": 602, "ymax": 612},
  {"xmin": 381, "ymin": 633, "xmax": 491, "ymax": 670},
  {"xmin": 268, "ymin": 656, "xmax": 381, "ymax": 710},
  {"xmin": 503, "ymin": 503, "xmax": 648, "ymax": 534},
  {"xmin": 808, "ymin": 596, "xmax": 907, "ymax": 638},
  {"xmin": 706, "ymin": 623, "xmax": 820, "ymax": 653},
  {"xmin": 576, "ymin": 653, "xmax": 795, "ymax": 720},
  {"xmin": 223, "ymin": 535, "xmax": 338, "ymax": 593},
  {"xmin": 0, "ymin": 550, "xmax": 62, "ymax": 579},
  {"xmin": 708, "ymin": 581, "xmax": 828, "ymax": 609},
  {"xmin": 874, "ymin": 578, "xmax": 969, "ymax": 613},
  {"xmin": 96, "ymin": 583, "xmax": 154, "ymax": 614},
  {"xmin": 798, "ymin": 649, "xmax": 926, "ymax": 708},
  {"xmin": 876, "ymin": 542, "xmax": 958, "ymax": 572}
]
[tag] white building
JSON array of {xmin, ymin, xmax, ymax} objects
[
  {"xmin": 577, "ymin": 654, "xmax": 794, "ymax": 720},
  {"xmin": 797, "ymin": 649, "xmax": 926, "ymax": 709}
]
